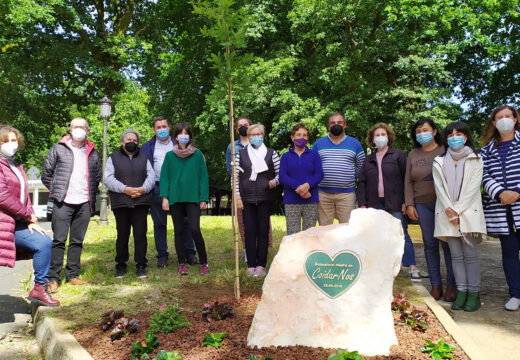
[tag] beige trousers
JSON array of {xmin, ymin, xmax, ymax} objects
[{"xmin": 318, "ymin": 191, "xmax": 356, "ymax": 225}]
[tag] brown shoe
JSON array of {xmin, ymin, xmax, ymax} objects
[
  {"xmin": 68, "ymin": 278, "xmax": 88, "ymax": 286},
  {"xmin": 47, "ymin": 281, "xmax": 59, "ymax": 293},
  {"xmin": 430, "ymin": 285, "xmax": 443, "ymax": 300},
  {"xmin": 443, "ymin": 285, "xmax": 457, "ymax": 302}
]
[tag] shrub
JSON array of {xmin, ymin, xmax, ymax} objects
[{"xmin": 149, "ymin": 305, "xmax": 191, "ymax": 334}]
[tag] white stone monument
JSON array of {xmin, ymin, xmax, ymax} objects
[{"xmin": 247, "ymin": 208, "xmax": 404, "ymax": 356}]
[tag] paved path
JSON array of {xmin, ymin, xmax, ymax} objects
[{"xmin": 412, "ymin": 235, "xmax": 520, "ymax": 360}]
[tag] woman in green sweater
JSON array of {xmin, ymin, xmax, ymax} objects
[{"xmin": 160, "ymin": 123, "xmax": 209, "ymax": 275}]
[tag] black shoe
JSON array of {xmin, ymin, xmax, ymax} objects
[
  {"xmin": 157, "ymin": 258, "xmax": 168, "ymax": 269},
  {"xmin": 115, "ymin": 266, "xmax": 126, "ymax": 279},
  {"xmin": 187, "ymin": 256, "xmax": 199, "ymax": 265},
  {"xmin": 137, "ymin": 266, "xmax": 147, "ymax": 279}
]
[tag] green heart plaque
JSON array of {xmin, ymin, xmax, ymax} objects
[{"xmin": 304, "ymin": 251, "xmax": 361, "ymax": 299}]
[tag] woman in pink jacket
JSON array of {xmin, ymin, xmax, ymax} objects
[{"xmin": 0, "ymin": 125, "xmax": 59, "ymax": 306}]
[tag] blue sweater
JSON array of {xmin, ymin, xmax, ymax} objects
[
  {"xmin": 312, "ymin": 135, "xmax": 365, "ymax": 193},
  {"xmin": 279, "ymin": 147, "xmax": 323, "ymax": 204}
]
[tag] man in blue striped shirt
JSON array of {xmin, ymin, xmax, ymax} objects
[{"xmin": 312, "ymin": 112, "xmax": 365, "ymax": 225}]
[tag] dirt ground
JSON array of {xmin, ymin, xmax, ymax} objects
[{"xmin": 73, "ymin": 291, "xmax": 469, "ymax": 360}]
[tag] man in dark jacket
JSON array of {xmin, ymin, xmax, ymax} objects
[
  {"xmin": 42, "ymin": 117, "xmax": 102, "ymax": 291},
  {"xmin": 105, "ymin": 129, "xmax": 154, "ymax": 278},
  {"xmin": 141, "ymin": 116, "xmax": 197, "ymax": 268}
]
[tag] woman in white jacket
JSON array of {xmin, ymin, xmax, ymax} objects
[{"xmin": 432, "ymin": 121, "xmax": 486, "ymax": 312}]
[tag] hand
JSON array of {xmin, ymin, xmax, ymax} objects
[
  {"xmin": 301, "ymin": 191, "xmax": 311, "ymax": 199},
  {"xmin": 445, "ymin": 207, "xmax": 458, "ymax": 218},
  {"xmin": 200, "ymin": 202, "xmax": 207, "ymax": 210},
  {"xmin": 401, "ymin": 203, "xmax": 407, "ymax": 215},
  {"xmin": 499, "ymin": 190, "xmax": 520, "ymax": 205},
  {"xmin": 236, "ymin": 198, "xmax": 244, "ymax": 210},
  {"xmin": 132, "ymin": 187, "xmax": 145, "ymax": 198},
  {"xmin": 406, "ymin": 205, "xmax": 419, "ymax": 221},
  {"xmin": 27, "ymin": 214, "xmax": 38, "ymax": 224},
  {"xmin": 269, "ymin": 180, "xmax": 276, "ymax": 189},
  {"xmin": 162, "ymin": 198, "xmax": 170, "ymax": 211},
  {"xmin": 28, "ymin": 222, "xmax": 46, "ymax": 235},
  {"xmin": 450, "ymin": 218, "xmax": 459, "ymax": 226},
  {"xmin": 124, "ymin": 186, "xmax": 135, "ymax": 196},
  {"xmin": 295, "ymin": 182, "xmax": 310, "ymax": 196}
]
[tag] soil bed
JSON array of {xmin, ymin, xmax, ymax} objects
[{"xmin": 73, "ymin": 293, "xmax": 469, "ymax": 360}]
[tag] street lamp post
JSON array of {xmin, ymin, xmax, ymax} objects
[{"xmin": 99, "ymin": 96, "xmax": 112, "ymax": 225}]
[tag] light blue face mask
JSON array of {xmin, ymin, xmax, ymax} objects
[
  {"xmin": 416, "ymin": 132, "xmax": 433, "ymax": 146},
  {"xmin": 177, "ymin": 134, "xmax": 190, "ymax": 145},
  {"xmin": 447, "ymin": 135, "xmax": 465, "ymax": 151},
  {"xmin": 156, "ymin": 128, "xmax": 169, "ymax": 141},
  {"xmin": 250, "ymin": 136, "xmax": 263, "ymax": 147}
]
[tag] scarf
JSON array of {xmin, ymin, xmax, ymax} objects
[
  {"xmin": 172, "ymin": 144, "xmax": 196, "ymax": 158},
  {"xmin": 443, "ymin": 146, "xmax": 473, "ymax": 203},
  {"xmin": 247, "ymin": 143, "xmax": 268, "ymax": 181}
]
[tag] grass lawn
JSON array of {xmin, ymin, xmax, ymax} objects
[{"xmin": 36, "ymin": 215, "xmax": 422, "ymax": 329}]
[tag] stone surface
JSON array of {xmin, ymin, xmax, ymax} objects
[{"xmin": 247, "ymin": 208, "xmax": 404, "ymax": 356}]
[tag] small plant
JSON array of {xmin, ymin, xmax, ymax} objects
[
  {"xmin": 328, "ymin": 348, "xmax": 365, "ymax": 360},
  {"xmin": 399, "ymin": 307, "xmax": 431, "ymax": 332},
  {"xmin": 248, "ymin": 355, "xmax": 273, "ymax": 360},
  {"xmin": 149, "ymin": 305, "xmax": 191, "ymax": 334},
  {"xmin": 420, "ymin": 338, "xmax": 456, "ymax": 359},
  {"xmin": 391, "ymin": 293, "xmax": 411, "ymax": 312},
  {"xmin": 131, "ymin": 331, "xmax": 159, "ymax": 359},
  {"xmin": 202, "ymin": 332, "xmax": 228, "ymax": 347},
  {"xmin": 101, "ymin": 309, "xmax": 124, "ymax": 331},
  {"xmin": 109, "ymin": 317, "xmax": 139, "ymax": 340},
  {"xmin": 202, "ymin": 301, "xmax": 234, "ymax": 322},
  {"xmin": 153, "ymin": 350, "xmax": 183, "ymax": 360}
]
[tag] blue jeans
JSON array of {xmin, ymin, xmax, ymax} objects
[
  {"xmin": 416, "ymin": 203, "xmax": 455, "ymax": 286},
  {"xmin": 376, "ymin": 199, "xmax": 416, "ymax": 266},
  {"xmin": 498, "ymin": 231, "xmax": 520, "ymax": 298},
  {"xmin": 14, "ymin": 221, "xmax": 52, "ymax": 285},
  {"xmin": 151, "ymin": 183, "xmax": 195, "ymax": 260}
]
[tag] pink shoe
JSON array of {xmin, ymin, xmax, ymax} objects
[
  {"xmin": 199, "ymin": 264, "xmax": 210, "ymax": 275},
  {"xmin": 178, "ymin": 263, "xmax": 188, "ymax": 275},
  {"xmin": 254, "ymin": 266, "xmax": 266, "ymax": 277},
  {"xmin": 247, "ymin": 267, "xmax": 255, "ymax": 276}
]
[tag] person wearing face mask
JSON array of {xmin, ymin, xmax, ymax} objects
[
  {"xmin": 357, "ymin": 123, "xmax": 422, "ymax": 281},
  {"xmin": 480, "ymin": 105, "xmax": 520, "ymax": 311},
  {"xmin": 141, "ymin": 116, "xmax": 198, "ymax": 269},
  {"xmin": 312, "ymin": 112, "xmax": 365, "ymax": 225},
  {"xmin": 432, "ymin": 121, "xmax": 485, "ymax": 312},
  {"xmin": 0, "ymin": 125, "xmax": 60, "ymax": 306},
  {"xmin": 42, "ymin": 117, "xmax": 102, "ymax": 292},
  {"xmin": 279, "ymin": 123, "xmax": 323, "ymax": 235},
  {"xmin": 160, "ymin": 123, "xmax": 209, "ymax": 276},
  {"xmin": 104, "ymin": 129, "xmax": 155, "ymax": 279},
  {"xmin": 405, "ymin": 117, "xmax": 456, "ymax": 301},
  {"xmin": 235, "ymin": 124, "xmax": 280, "ymax": 277}
]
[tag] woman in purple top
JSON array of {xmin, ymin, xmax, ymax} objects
[{"xmin": 279, "ymin": 123, "xmax": 324, "ymax": 235}]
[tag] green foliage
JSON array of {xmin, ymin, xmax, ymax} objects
[
  {"xmin": 149, "ymin": 305, "xmax": 191, "ymax": 334},
  {"xmin": 131, "ymin": 331, "xmax": 159, "ymax": 360},
  {"xmin": 153, "ymin": 350, "xmax": 183, "ymax": 360},
  {"xmin": 328, "ymin": 348, "xmax": 365, "ymax": 360},
  {"xmin": 202, "ymin": 332, "xmax": 228, "ymax": 347},
  {"xmin": 392, "ymin": 293, "xmax": 430, "ymax": 332},
  {"xmin": 202, "ymin": 301, "xmax": 234, "ymax": 322},
  {"xmin": 420, "ymin": 338, "xmax": 456, "ymax": 359},
  {"xmin": 248, "ymin": 356, "xmax": 272, "ymax": 360}
]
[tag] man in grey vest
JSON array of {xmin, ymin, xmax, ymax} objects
[{"xmin": 104, "ymin": 129, "xmax": 155, "ymax": 278}]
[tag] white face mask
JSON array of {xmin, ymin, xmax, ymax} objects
[
  {"xmin": 496, "ymin": 117, "xmax": 515, "ymax": 134},
  {"xmin": 1, "ymin": 141, "xmax": 19, "ymax": 157},
  {"xmin": 71, "ymin": 128, "xmax": 87, "ymax": 141},
  {"xmin": 373, "ymin": 136, "xmax": 388, "ymax": 148}
]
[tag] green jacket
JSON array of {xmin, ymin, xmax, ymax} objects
[{"xmin": 159, "ymin": 149, "xmax": 209, "ymax": 204}]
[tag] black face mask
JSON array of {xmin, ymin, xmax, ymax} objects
[
  {"xmin": 238, "ymin": 126, "xmax": 248, "ymax": 137},
  {"xmin": 330, "ymin": 124, "xmax": 344, "ymax": 136},
  {"xmin": 124, "ymin": 142, "xmax": 138, "ymax": 153}
]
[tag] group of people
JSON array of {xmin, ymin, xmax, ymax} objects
[{"xmin": 0, "ymin": 105, "xmax": 519, "ymax": 313}]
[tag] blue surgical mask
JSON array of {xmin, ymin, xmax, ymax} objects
[
  {"xmin": 416, "ymin": 132, "xmax": 433, "ymax": 146},
  {"xmin": 156, "ymin": 129, "xmax": 169, "ymax": 141},
  {"xmin": 177, "ymin": 134, "xmax": 190, "ymax": 145},
  {"xmin": 447, "ymin": 135, "xmax": 465, "ymax": 151},
  {"xmin": 250, "ymin": 136, "xmax": 263, "ymax": 147}
]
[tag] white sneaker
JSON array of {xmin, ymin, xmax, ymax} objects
[
  {"xmin": 505, "ymin": 297, "xmax": 520, "ymax": 311},
  {"xmin": 409, "ymin": 268, "xmax": 421, "ymax": 282},
  {"xmin": 247, "ymin": 267, "xmax": 255, "ymax": 276},
  {"xmin": 253, "ymin": 266, "xmax": 266, "ymax": 277}
]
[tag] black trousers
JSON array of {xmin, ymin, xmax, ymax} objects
[
  {"xmin": 171, "ymin": 203, "xmax": 207, "ymax": 264},
  {"xmin": 243, "ymin": 201, "xmax": 271, "ymax": 268},
  {"xmin": 113, "ymin": 205, "xmax": 149, "ymax": 269},
  {"xmin": 49, "ymin": 201, "xmax": 91, "ymax": 282}
]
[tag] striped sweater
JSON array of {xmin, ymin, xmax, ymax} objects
[
  {"xmin": 481, "ymin": 131, "xmax": 520, "ymax": 235},
  {"xmin": 312, "ymin": 135, "xmax": 365, "ymax": 193}
]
